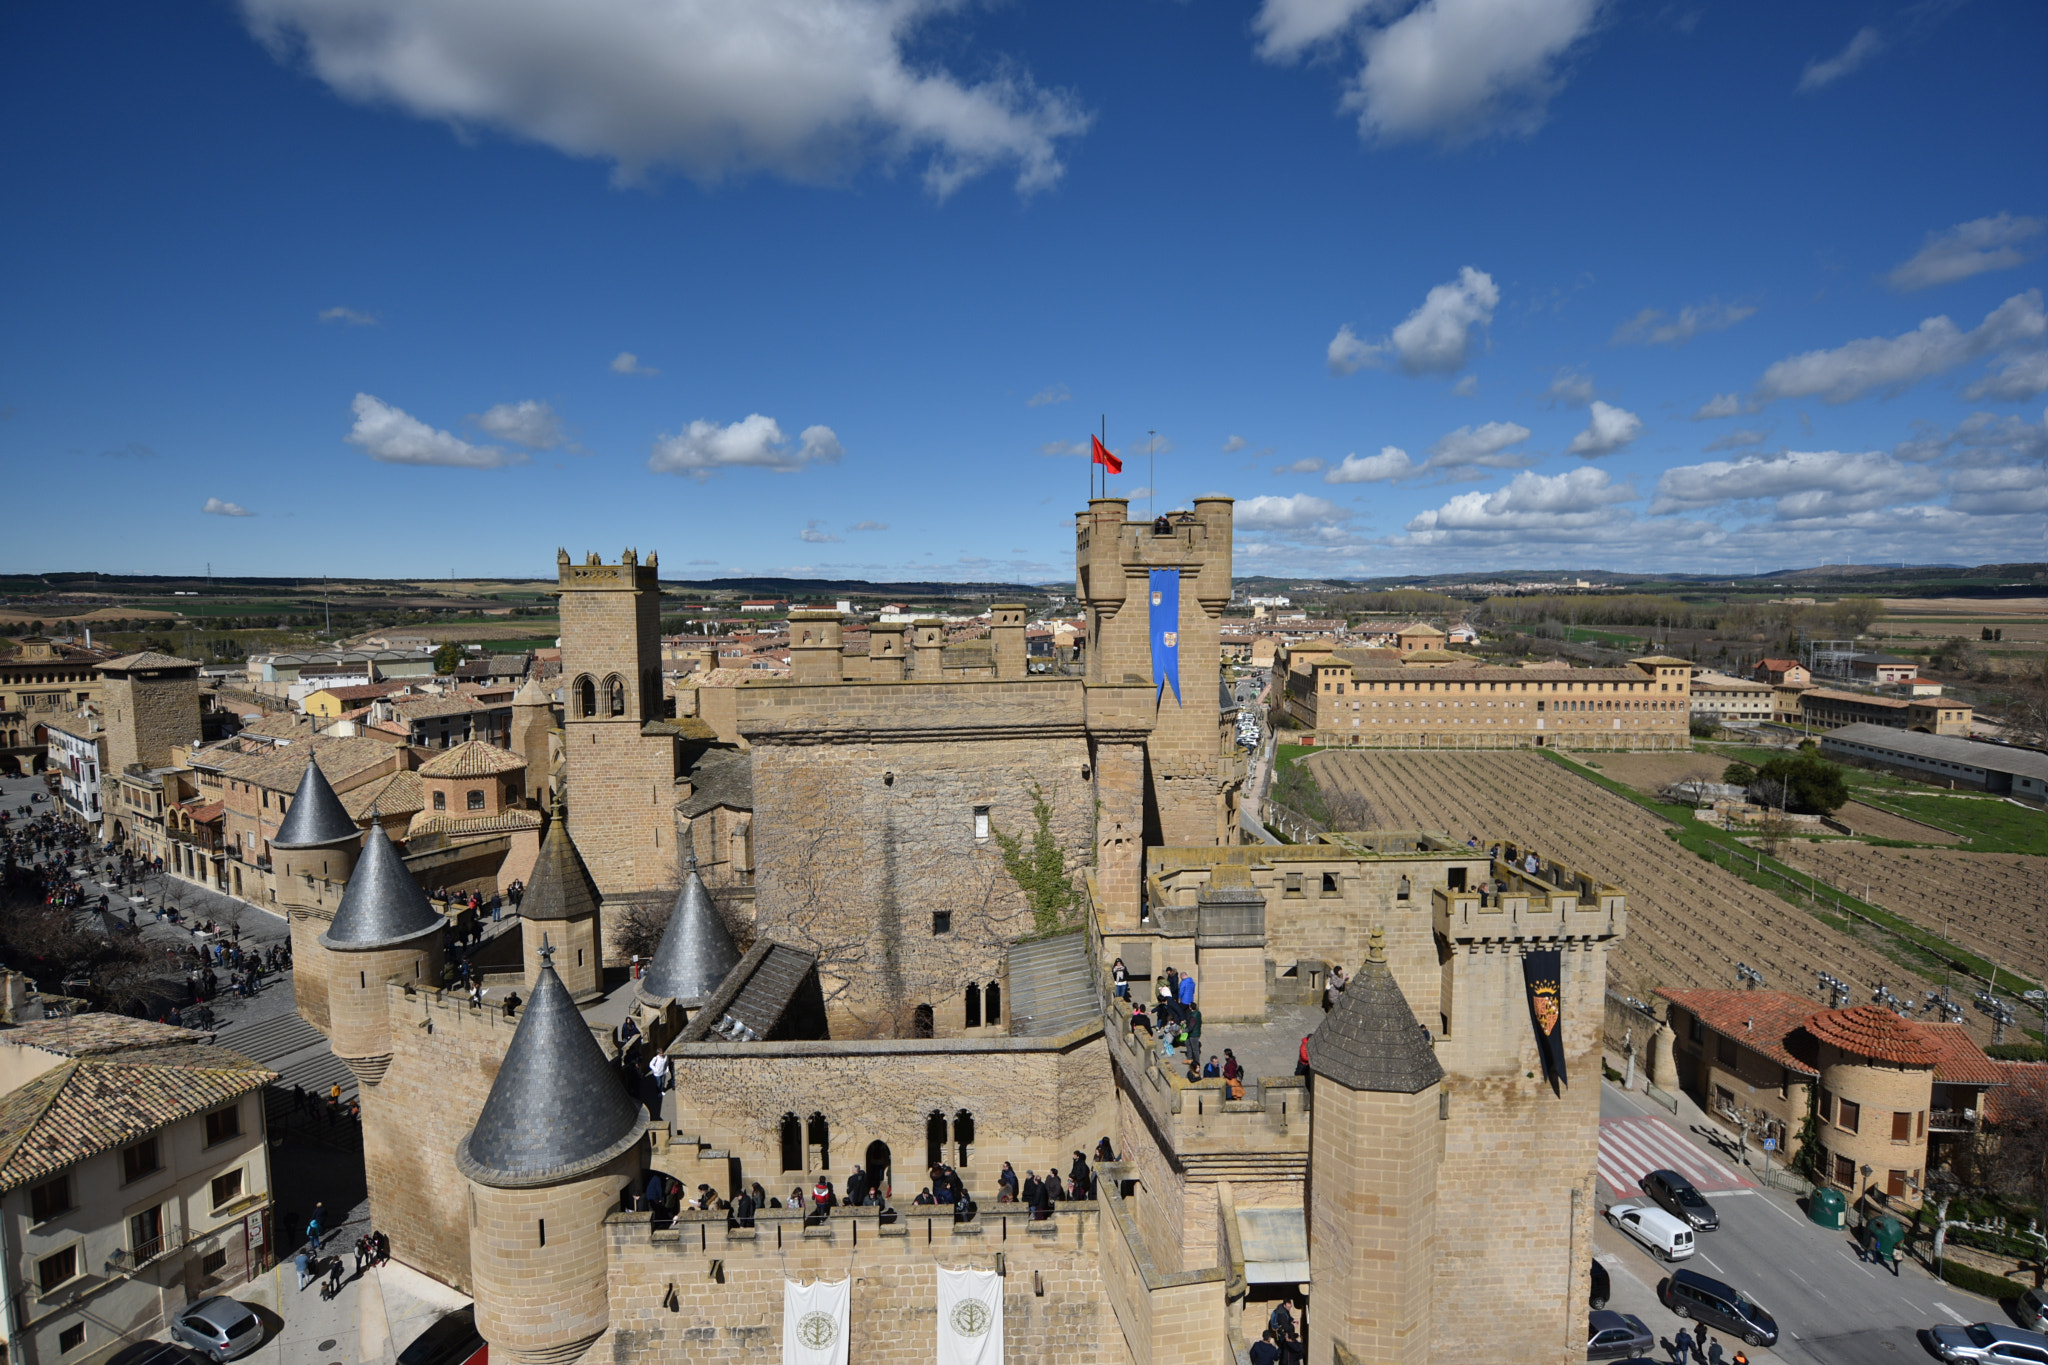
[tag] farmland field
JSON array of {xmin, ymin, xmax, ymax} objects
[
  {"xmin": 1829, "ymin": 801, "xmax": 1961, "ymax": 844},
  {"xmin": 1309, "ymin": 750, "xmax": 1983, "ymax": 1034},
  {"xmin": 1855, "ymin": 793, "xmax": 2048, "ymax": 856}
]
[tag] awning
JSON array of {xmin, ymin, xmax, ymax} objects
[{"xmin": 1236, "ymin": 1206, "xmax": 1309, "ymax": 1285}]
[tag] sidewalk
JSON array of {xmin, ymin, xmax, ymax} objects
[{"xmin": 242, "ymin": 1248, "xmax": 470, "ymax": 1365}]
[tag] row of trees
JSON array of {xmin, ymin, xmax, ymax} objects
[{"xmin": 1481, "ymin": 593, "xmax": 1884, "ymax": 639}]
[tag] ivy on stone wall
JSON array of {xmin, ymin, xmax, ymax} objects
[{"xmin": 993, "ymin": 783, "xmax": 1080, "ymax": 935}]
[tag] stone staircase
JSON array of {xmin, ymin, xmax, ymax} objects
[
  {"xmin": 218, "ymin": 1010, "xmax": 363, "ymax": 1153},
  {"xmin": 1005, "ymin": 932, "xmax": 1099, "ymax": 1038}
]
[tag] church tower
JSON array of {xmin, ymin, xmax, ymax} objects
[
  {"xmin": 459, "ymin": 951, "xmax": 647, "ymax": 1365},
  {"xmin": 518, "ymin": 806, "xmax": 605, "ymax": 1003},
  {"xmin": 318, "ymin": 822, "xmax": 445, "ymax": 1085},
  {"xmin": 1305, "ymin": 928, "xmax": 1445, "ymax": 1365},
  {"xmin": 273, "ymin": 757, "xmax": 363, "ymax": 1032}
]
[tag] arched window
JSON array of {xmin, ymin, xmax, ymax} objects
[
  {"xmin": 984, "ymin": 981, "xmax": 1001, "ymax": 1025},
  {"xmin": 1397, "ymin": 875, "xmax": 1410, "ymax": 901},
  {"xmin": 466, "ymin": 789, "xmax": 485, "ymax": 811},
  {"xmin": 952, "ymin": 1111, "xmax": 975, "ymax": 1166},
  {"xmin": 912, "ymin": 1003, "xmax": 934, "ymax": 1039},
  {"xmin": 605, "ymin": 674, "xmax": 626, "ymax": 717},
  {"xmin": 779, "ymin": 1114, "xmax": 803, "ymax": 1171},
  {"xmin": 926, "ymin": 1111, "xmax": 948, "ymax": 1169},
  {"xmin": 576, "ymin": 675, "xmax": 596, "ymax": 719},
  {"xmin": 964, "ymin": 983, "xmax": 982, "ymax": 1029},
  {"xmin": 806, "ymin": 1113, "xmax": 830, "ymax": 1171}
]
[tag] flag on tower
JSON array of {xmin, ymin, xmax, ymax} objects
[{"xmin": 1090, "ymin": 436, "xmax": 1122, "ymax": 475}]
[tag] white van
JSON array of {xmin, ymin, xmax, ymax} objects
[{"xmin": 1605, "ymin": 1201, "xmax": 1696, "ymax": 1261}]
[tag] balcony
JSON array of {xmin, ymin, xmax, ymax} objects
[{"xmin": 1927, "ymin": 1109, "xmax": 1977, "ymax": 1133}]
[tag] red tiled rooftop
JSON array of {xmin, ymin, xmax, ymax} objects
[
  {"xmin": 1804, "ymin": 1004, "xmax": 1941, "ymax": 1067},
  {"xmin": 1917, "ymin": 1023, "xmax": 2006, "ymax": 1087},
  {"xmin": 1656, "ymin": 988, "xmax": 1821, "ymax": 1076}
]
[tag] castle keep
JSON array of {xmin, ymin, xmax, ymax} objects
[{"xmin": 284, "ymin": 497, "xmax": 1624, "ymax": 1365}]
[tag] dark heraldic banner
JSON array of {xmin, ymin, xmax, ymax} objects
[{"xmin": 1523, "ymin": 949, "xmax": 1567, "ymax": 1086}]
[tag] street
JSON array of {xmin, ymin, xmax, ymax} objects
[{"xmin": 1599, "ymin": 1080, "xmax": 1998, "ymax": 1364}]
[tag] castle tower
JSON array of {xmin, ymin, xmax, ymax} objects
[
  {"xmin": 458, "ymin": 952, "xmax": 647, "ymax": 1365},
  {"xmin": 519, "ymin": 807, "xmax": 605, "ymax": 1003},
  {"xmin": 557, "ymin": 548, "xmax": 677, "ymax": 906},
  {"xmin": 509, "ymin": 676, "xmax": 555, "ymax": 806},
  {"xmin": 1305, "ymin": 928, "xmax": 1444, "ymax": 1365},
  {"xmin": 991, "ymin": 603, "xmax": 1026, "ymax": 679},
  {"xmin": 272, "ymin": 757, "xmax": 364, "ymax": 1032},
  {"xmin": 319, "ymin": 822, "xmax": 446, "ymax": 1085},
  {"xmin": 788, "ymin": 611, "xmax": 844, "ymax": 684},
  {"xmin": 635, "ymin": 857, "xmax": 739, "ymax": 1011},
  {"xmin": 907, "ymin": 620, "xmax": 945, "ymax": 680},
  {"xmin": 96, "ymin": 651, "xmax": 203, "ymax": 841}
]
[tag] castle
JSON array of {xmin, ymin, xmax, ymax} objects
[{"xmin": 279, "ymin": 497, "xmax": 1624, "ymax": 1364}]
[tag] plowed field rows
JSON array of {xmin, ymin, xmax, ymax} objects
[
  {"xmin": 1312, "ymin": 751, "xmax": 1958, "ymax": 1028},
  {"xmin": 1775, "ymin": 844, "xmax": 2048, "ymax": 986}
]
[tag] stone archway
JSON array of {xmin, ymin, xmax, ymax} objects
[{"xmin": 865, "ymin": 1140, "xmax": 892, "ymax": 1200}]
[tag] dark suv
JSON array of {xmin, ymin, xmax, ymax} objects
[
  {"xmin": 1640, "ymin": 1169, "xmax": 1719, "ymax": 1231},
  {"xmin": 1660, "ymin": 1268, "xmax": 1778, "ymax": 1347}
]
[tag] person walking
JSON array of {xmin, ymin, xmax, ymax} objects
[
  {"xmin": 295, "ymin": 1249, "xmax": 311, "ymax": 1291},
  {"xmin": 1672, "ymin": 1326, "xmax": 1695, "ymax": 1363}
]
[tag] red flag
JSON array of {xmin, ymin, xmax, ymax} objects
[{"xmin": 1091, "ymin": 436, "xmax": 1122, "ymax": 475}]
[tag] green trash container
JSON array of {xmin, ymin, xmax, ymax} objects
[
  {"xmin": 1809, "ymin": 1188, "xmax": 1846, "ymax": 1228},
  {"xmin": 1868, "ymin": 1214, "xmax": 1906, "ymax": 1261}
]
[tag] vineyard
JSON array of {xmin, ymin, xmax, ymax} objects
[
  {"xmin": 1774, "ymin": 843, "xmax": 2048, "ymax": 986},
  {"xmin": 1308, "ymin": 751, "xmax": 1992, "ymax": 1039}
]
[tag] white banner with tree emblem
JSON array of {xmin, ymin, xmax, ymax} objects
[
  {"xmin": 782, "ymin": 1278, "xmax": 849, "ymax": 1365},
  {"xmin": 936, "ymin": 1266, "xmax": 1003, "ymax": 1365}
]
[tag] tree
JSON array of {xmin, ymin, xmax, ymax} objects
[
  {"xmin": 1749, "ymin": 752, "xmax": 1849, "ymax": 814},
  {"xmin": 1722, "ymin": 761, "xmax": 1758, "ymax": 787},
  {"xmin": 432, "ymin": 641, "xmax": 463, "ymax": 674}
]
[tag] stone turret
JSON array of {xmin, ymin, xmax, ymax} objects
[
  {"xmin": 519, "ymin": 807, "xmax": 604, "ymax": 1003},
  {"xmin": 908, "ymin": 620, "xmax": 945, "ymax": 680},
  {"xmin": 510, "ymin": 676, "xmax": 555, "ymax": 806},
  {"xmin": 458, "ymin": 951, "xmax": 647, "ymax": 1365},
  {"xmin": 867, "ymin": 621, "xmax": 906, "ymax": 682},
  {"xmin": 636, "ymin": 857, "xmax": 739, "ymax": 1011},
  {"xmin": 319, "ymin": 822, "xmax": 445, "ymax": 1085},
  {"xmin": 991, "ymin": 603, "xmax": 1026, "ymax": 679},
  {"xmin": 273, "ymin": 757, "xmax": 364, "ymax": 1032},
  {"xmin": 1306, "ymin": 928, "xmax": 1444, "ymax": 1365}
]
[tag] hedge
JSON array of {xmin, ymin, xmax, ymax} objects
[
  {"xmin": 1987, "ymin": 1042, "xmax": 2048, "ymax": 1063},
  {"xmin": 1937, "ymin": 1257, "xmax": 2030, "ymax": 1301}
]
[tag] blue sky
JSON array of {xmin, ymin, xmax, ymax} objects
[{"xmin": 2, "ymin": 0, "xmax": 2044, "ymax": 582}]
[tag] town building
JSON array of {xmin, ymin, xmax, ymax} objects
[
  {"xmin": 1821, "ymin": 723, "xmax": 2048, "ymax": 801},
  {"xmin": 42, "ymin": 710, "xmax": 106, "ymax": 828},
  {"xmin": 1687, "ymin": 670, "xmax": 1776, "ymax": 725},
  {"xmin": 0, "ymin": 1017, "xmax": 275, "ymax": 1365},
  {"xmin": 1792, "ymin": 688, "xmax": 1971, "ymax": 736},
  {"xmin": 0, "ymin": 638, "xmax": 113, "ymax": 775},
  {"xmin": 1754, "ymin": 658, "xmax": 1812, "ymax": 686}
]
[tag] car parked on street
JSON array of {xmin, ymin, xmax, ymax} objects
[
  {"xmin": 168, "ymin": 1298, "xmax": 263, "ymax": 1362},
  {"xmin": 1659, "ymin": 1268, "xmax": 1778, "ymax": 1348},
  {"xmin": 2018, "ymin": 1288, "xmax": 2048, "ymax": 1334},
  {"xmin": 1928, "ymin": 1322, "xmax": 2048, "ymax": 1363},
  {"xmin": 1587, "ymin": 1310, "xmax": 1655, "ymax": 1360},
  {"xmin": 1639, "ymin": 1169, "xmax": 1719, "ymax": 1231},
  {"xmin": 1590, "ymin": 1259, "xmax": 1610, "ymax": 1310},
  {"xmin": 1604, "ymin": 1202, "xmax": 1694, "ymax": 1261}
]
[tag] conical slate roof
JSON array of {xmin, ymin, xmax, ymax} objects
[
  {"xmin": 639, "ymin": 864, "xmax": 740, "ymax": 1002},
  {"xmin": 319, "ymin": 822, "xmax": 446, "ymax": 950},
  {"xmin": 272, "ymin": 757, "xmax": 359, "ymax": 849},
  {"xmin": 520, "ymin": 816, "xmax": 602, "ymax": 925},
  {"xmin": 456, "ymin": 958, "xmax": 646, "ymax": 1187},
  {"xmin": 1306, "ymin": 930, "xmax": 1443, "ymax": 1095}
]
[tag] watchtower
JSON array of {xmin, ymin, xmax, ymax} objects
[
  {"xmin": 518, "ymin": 806, "xmax": 605, "ymax": 1003},
  {"xmin": 273, "ymin": 758, "xmax": 363, "ymax": 1032},
  {"xmin": 319, "ymin": 822, "xmax": 446, "ymax": 1086}
]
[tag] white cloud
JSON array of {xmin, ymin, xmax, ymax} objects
[
  {"xmin": 1235, "ymin": 493, "xmax": 1350, "ymax": 530},
  {"xmin": 1611, "ymin": 300, "xmax": 1756, "ymax": 347},
  {"xmin": 202, "ymin": 498, "xmax": 255, "ymax": 517},
  {"xmin": 1567, "ymin": 400, "xmax": 1642, "ymax": 457},
  {"xmin": 240, "ymin": 0, "xmax": 1089, "ymax": 198},
  {"xmin": 610, "ymin": 351, "xmax": 659, "ymax": 376},
  {"xmin": 1425, "ymin": 420, "xmax": 1531, "ymax": 470},
  {"xmin": 473, "ymin": 399, "xmax": 565, "ymax": 449},
  {"xmin": 1404, "ymin": 466, "xmax": 1632, "ymax": 539},
  {"xmin": 1280, "ymin": 457, "xmax": 1328, "ymax": 474},
  {"xmin": 849, "ymin": 520, "xmax": 888, "ymax": 531},
  {"xmin": 1326, "ymin": 324, "xmax": 1383, "ymax": 375},
  {"xmin": 1693, "ymin": 393, "xmax": 1742, "ymax": 420},
  {"xmin": 1649, "ymin": 448, "xmax": 1939, "ymax": 519},
  {"xmin": 1756, "ymin": 290, "xmax": 2046, "ymax": 405},
  {"xmin": 647, "ymin": 414, "xmax": 843, "ymax": 480},
  {"xmin": 1703, "ymin": 428, "xmax": 1769, "ymax": 452},
  {"xmin": 1258, "ymin": 0, "xmax": 1606, "ymax": 146},
  {"xmin": 318, "ymin": 305, "xmax": 377, "ymax": 325},
  {"xmin": 799, "ymin": 519, "xmax": 842, "ymax": 543},
  {"xmin": 1027, "ymin": 383, "xmax": 1071, "ymax": 407},
  {"xmin": 1451, "ymin": 374, "xmax": 1479, "ymax": 397},
  {"xmin": 347, "ymin": 394, "xmax": 523, "ymax": 468},
  {"xmin": 1222, "ymin": 435, "xmax": 1249, "ymax": 454},
  {"xmin": 1797, "ymin": 26, "xmax": 1882, "ymax": 94},
  {"xmin": 1542, "ymin": 369, "xmax": 1593, "ymax": 407},
  {"xmin": 1325, "ymin": 447, "xmax": 1417, "ymax": 483},
  {"xmin": 1963, "ymin": 349, "xmax": 2048, "ymax": 402},
  {"xmin": 1887, "ymin": 214, "xmax": 2045, "ymax": 292}
]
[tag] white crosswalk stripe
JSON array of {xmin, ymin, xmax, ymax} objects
[{"xmin": 1599, "ymin": 1116, "xmax": 1756, "ymax": 1200}]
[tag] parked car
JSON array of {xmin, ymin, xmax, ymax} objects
[
  {"xmin": 106, "ymin": 1344, "xmax": 209, "ymax": 1365},
  {"xmin": 1587, "ymin": 1310, "xmax": 1655, "ymax": 1360},
  {"xmin": 1604, "ymin": 1202, "xmax": 1694, "ymax": 1261},
  {"xmin": 397, "ymin": 1307, "xmax": 488, "ymax": 1365},
  {"xmin": 1589, "ymin": 1259, "xmax": 1611, "ymax": 1310},
  {"xmin": 1658, "ymin": 1268, "xmax": 1779, "ymax": 1348},
  {"xmin": 169, "ymin": 1298, "xmax": 263, "ymax": 1362},
  {"xmin": 1639, "ymin": 1169, "xmax": 1719, "ymax": 1231},
  {"xmin": 1929, "ymin": 1322, "xmax": 2048, "ymax": 1363},
  {"xmin": 2018, "ymin": 1288, "xmax": 2048, "ymax": 1334}
]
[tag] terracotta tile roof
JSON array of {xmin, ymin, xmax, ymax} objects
[
  {"xmin": 0, "ymin": 1024, "xmax": 274, "ymax": 1192},
  {"xmin": 390, "ymin": 696, "xmax": 486, "ymax": 721},
  {"xmin": 1917, "ymin": 1024, "xmax": 2007, "ymax": 1087},
  {"xmin": 406, "ymin": 810, "xmax": 544, "ymax": 840},
  {"xmin": 1760, "ymin": 659, "xmax": 1801, "ymax": 671},
  {"xmin": 340, "ymin": 769, "xmax": 426, "ymax": 820},
  {"xmin": 2, "ymin": 1016, "xmax": 198, "ymax": 1057},
  {"xmin": 1804, "ymin": 1004, "xmax": 1941, "ymax": 1066},
  {"xmin": 1657, "ymin": 988, "xmax": 1823, "ymax": 1075},
  {"xmin": 1987, "ymin": 1061, "xmax": 2048, "ymax": 1124},
  {"xmin": 213, "ymin": 736, "xmax": 395, "ymax": 793},
  {"xmin": 97, "ymin": 651, "xmax": 202, "ymax": 672},
  {"xmin": 417, "ymin": 740, "xmax": 525, "ymax": 779},
  {"xmin": 181, "ymin": 801, "xmax": 224, "ymax": 824}
]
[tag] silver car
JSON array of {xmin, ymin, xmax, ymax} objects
[
  {"xmin": 1928, "ymin": 1322, "xmax": 2048, "ymax": 1364},
  {"xmin": 169, "ymin": 1298, "xmax": 262, "ymax": 1362}
]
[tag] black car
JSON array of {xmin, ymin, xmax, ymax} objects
[
  {"xmin": 1588, "ymin": 1310, "xmax": 1656, "ymax": 1360},
  {"xmin": 1660, "ymin": 1268, "xmax": 1779, "ymax": 1348},
  {"xmin": 1590, "ymin": 1259, "xmax": 1611, "ymax": 1310},
  {"xmin": 397, "ymin": 1307, "xmax": 487, "ymax": 1365},
  {"xmin": 1640, "ymin": 1169, "xmax": 1719, "ymax": 1231}
]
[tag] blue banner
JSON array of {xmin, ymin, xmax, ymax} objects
[{"xmin": 1149, "ymin": 569, "xmax": 1181, "ymax": 706}]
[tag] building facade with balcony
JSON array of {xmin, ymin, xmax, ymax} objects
[
  {"xmin": 41, "ymin": 714, "xmax": 105, "ymax": 830},
  {"xmin": 0, "ymin": 1017, "xmax": 275, "ymax": 1365}
]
